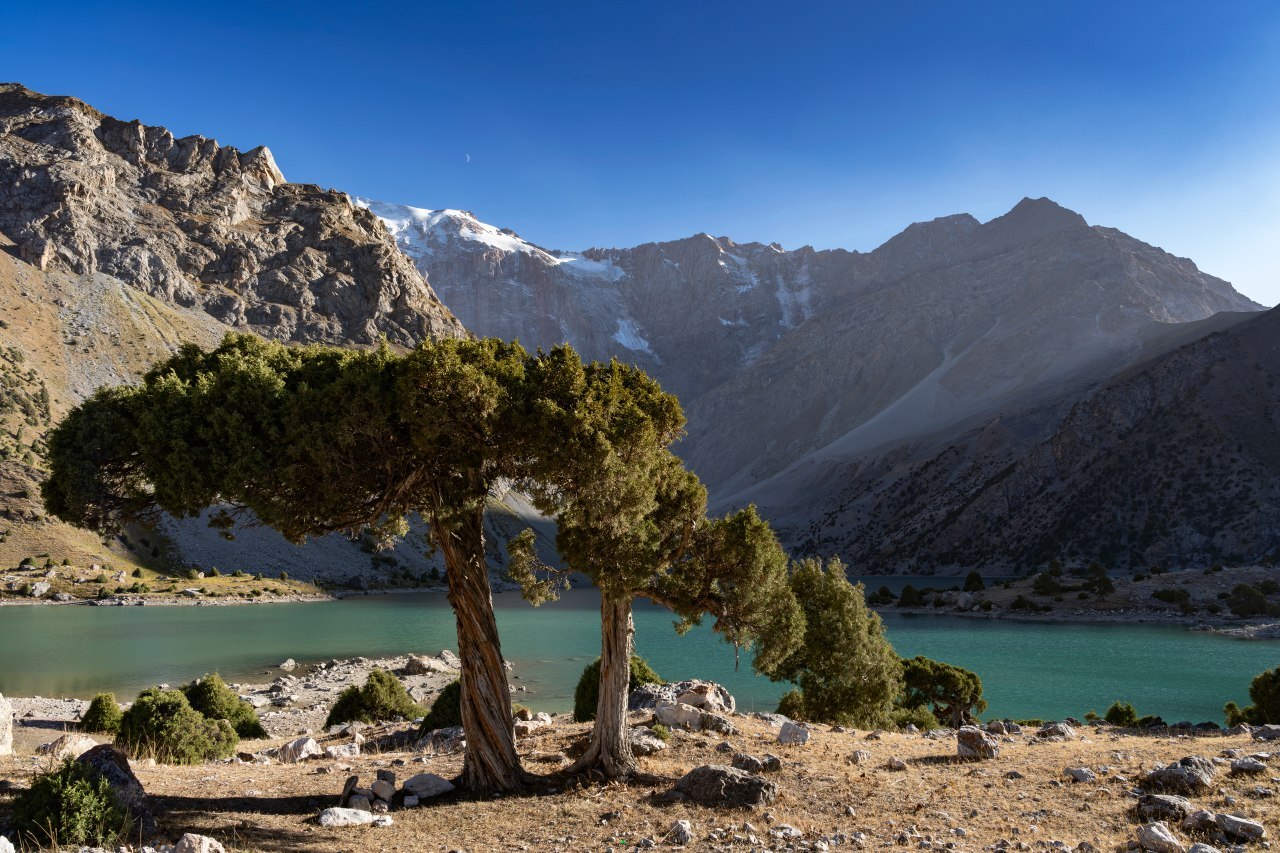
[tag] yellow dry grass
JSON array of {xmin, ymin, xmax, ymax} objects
[{"xmin": 2, "ymin": 718, "xmax": 1273, "ymax": 852}]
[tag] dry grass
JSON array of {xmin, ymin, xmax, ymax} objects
[{"xmin": 3, "ymin": 718, "xmax": 1274, "ymax": 852}]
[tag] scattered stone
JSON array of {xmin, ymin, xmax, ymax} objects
[
  {"xmin": 0, "ymin": 836, "xmax": 12, "ymax": 853},
  {"xmin": 1187, "ymin": 845, "xmax": 1222, "ymax": 853},
  {"xmin": 278, "ymin": 659, "xmax": 297, "ymax": 671},
  {"xmin": 669, "ymin": 819, "xmax": 694, "ymax": 845},
  {"xmin": 439, "ymin": 649, "xmax": 462, "ymax": 668},
  {"xmin": 324, "ymin": 743, "xmax": 360, "ymax": 759},
  {"xmin": 174, "ymin": 833, "xmax": 227, "ymax": 853},
  {"xmin": 732, "ymin": 752, "xmax": 765, "ymax": 773},
  {"xmin": 629, "ymin": 727, "xmax": 669, "ymax": 756},
  {"xmin": 319, "ymin": 807, "xmax": 378, "ymax": 827},
  {"xmin": 37, "ymin": 732, "xmax": 100, "ymax": 762},
  {"xmin": 279, "ymin": 736, "xmax": 322, "ymax": 764},
  {"xmin": 957, "ymin": 726, "xmax": 999, "ymax": 760},
  {"xmin": 1230, "ymin": 757, "xmax": 1267, "ymax": 776},
  {"xmin": 778, "ymin": 721, "xmax": 810, "ymax": 745},
  {"xmin": 671, "ymin": 764, "xmax": 778, "ymax": 808},
  {"xmin": 888, "ymin": 757, "xmax": 908, "ymax": 771},
  {"xmin": 77, "ymin": 745, "xmax": 148, "ymax": 815},
  {"xmin": 1214, "ymin": 814, "xmax": 1265, "ymax": 842},
  {"xmin": 848, "ymin": 750, "xmax": 872, "ymax": 765},
  {"xmin": 371, "ymin": 779, "xmax": 395, "ymax": 802},
  {"xmin": 654, "ymin": 700, "xmax": 736, "ymax": 735},
  {"xmin": 675, "ymin": 681, "xmax": 736, "ymax": 714},
  {"xmin": 1143, "ymin": 757, "xmax": 1217, "ymax": 795},
  {"xmin": 29, "ymin": 581, "xmax": 50, "ymax": 598},
  {"xmin": 1037, "ymin": 722, "xmax": 1076, "ymax": 740},
  {"xmin": 1065, "ymin": 767, "xmax": 1097, "ymax": 784},
  {"xmin": 1137, "ymin": 822, "xmax": 1184, "ymax": 853},
  {"xmin": 339, "ymin": 775, "xmax": 359, "ymax": 807},
  {"xmin": 1138, "ymin": 794, "xmax": 1193, "ymax": 822},
  {"xmin": 416, "ymin": 726, "xmax": 466, "ymax": 754},
  {"xmin": 1251, "ymin": 725, "xmax": 1280, "ymax": 741},
  {"xmin": 1181, "ymin": 810, "xmax": 1218, "ymax": 833},
  {"xmin": 403, "ymin": 794, "xmax": 420, "ymax": 807},
  {"xmin": 403, "ymin": 772, "xmax": 456, "ymax": 799},
  {"xmin": 1005, "ymin": 770, "xmax": 1025, "ymax": 780}
]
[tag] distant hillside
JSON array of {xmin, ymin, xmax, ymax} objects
[
  {"xmin": 820, "ymin": 305, "xmax": 1280, "ymax": 571},
  {"xmin": 363, "ymin": 196, "xmax": 1265, "ymax": 571}
]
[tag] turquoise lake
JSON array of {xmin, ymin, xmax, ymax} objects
[{"xmin": 0, "ymin": 583, "xmax": 1274, "ymax": 723}]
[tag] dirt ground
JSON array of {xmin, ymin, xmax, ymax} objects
[{"xmin": 1, "ymin": 716, "xmax": 1276, "ymax": 852}]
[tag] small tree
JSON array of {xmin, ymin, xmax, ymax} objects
[
  {"xmin": 418, "ymin": 680, "xmax": 464, "ymax": 732},
  {"xmin": 80, "ymin": 693, "xmax": 123, "ymax": 735},
  {"xmin": 761, "ymin": 557, "xmax": 903, "ymax": 728},
  {"xmin": 116, "ymin": 688, "xmax": 238, "ymax": 764},
  {"xmin": 1104, "ymin": 700, "xmax": 1139, "ymax": 727},
  {"xmin": 325, "ymin": 669, "xmax": 421, "ymax": 727},
  {"xmin": 10, "ymin": 758, "xmax": 133, "ymax": 849},
  {"xmin": 1227, "ymin": 584, "xmax": 1268, "ymax": 617},
  {"xmin": 898, "ymin": 585, "xmax": 927, "ymax": 607},
  {"xmin": 574, "ymin": 655, "xmax": 662, "ymax": 722},
  {"xmin": 963, "ymin": 571, "xmax": 985, "ymax": 592},
  {"xmin": 899, "ymin": 655, "xmax": 987, "ymax": 727},
  {"xmin": 1224, "ymin": 665, "xmax": 1280, "ymax": 726},
  {"xmin": 182, "ymin": 673, "xmax": 266, "ymax": 738}
]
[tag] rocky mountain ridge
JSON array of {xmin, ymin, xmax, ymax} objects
[
  {"xmin": 0, "ymin": 84, "xmax": 464, "ymax": 346},
  {"xmin": 363, "ymin": 194, "xmax": 1264, "ymax": 570}
]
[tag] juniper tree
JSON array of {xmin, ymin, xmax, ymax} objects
[
  {"xmin": 43, "ymin": 333, "xmax": 541, "ymax": 793},
  {"xmin": 763, "ymin": 557, "xmax": 903, "ymax": 728},
  {"xmin": 509, "ymin": 355, "xmax": 804, "ymax": 778}
]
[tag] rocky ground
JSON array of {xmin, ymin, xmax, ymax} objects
[{"xmin": 3, "ymin": 696, "xmax": 1280, "ymax": 852}]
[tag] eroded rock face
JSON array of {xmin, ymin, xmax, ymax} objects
[{"xmin": 0, "ymin": 84, "xmax": 464, "ymax": 347}]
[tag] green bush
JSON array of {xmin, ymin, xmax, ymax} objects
[
  {"xmin": 1032, "ymin": 573, "xmax": 1063, "ymax": 595},
  {"xmin": 182, "ymin": 673, "xmax": 266, "ymax": 738},
  {"xmin": 1104, "ymin": 700, "xmax": 1139, "ymax": 727},
  {"xmin": 1151, "ymin": 588, "xmax": 1190, "ymax": 606},
  {"xmin": 1224, "ymin": 665, "xmax": 1280, "ymax": 726},
  {"xmin": 325, "ymin": 669, "xmax": 421, "ymax": 728},
  {"xmin": 1228, "ymin": 584, "xmax": 1268, "ymax": 617},
  {"xmin": 888, "ymin": 705, "xmax": 941, "ymax": 731},
  {"xmin": 116, "ymin": 687, "xmax": 238, "ymax": 764},
  {"xmin": 899, "ymin": 655, "xmax": 987, "ymax": 727},
  {"xmin": 962, "ymin": 571, "xmax": 985, "ymax": 592},
  {"xmin": 80, "ymin": 693, "xmax": 123, "ymax": 735},
  {"xmin": 573, "ymin": 654, "xmax": 664, "ymax": 722},
  {"xmin": 10, "ymin": 758, "xmax": 133, "ymax": 849},
  {"xmin": 418, "ymin": 679, "xmax": 462, "ymax": 733},
  {"xmin": 897, "ymin": 585, "xmax": 927, "ymax": 607},
  {"xmin": 650, "ymin": 723, "xmax": 671, "ymax": 742}
]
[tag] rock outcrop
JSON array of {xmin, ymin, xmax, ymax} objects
[{"xmin": 0, "ymin": 84, "xmax": 464, "ymax": 347}]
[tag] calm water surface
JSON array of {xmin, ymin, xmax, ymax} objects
[{"xmin": 0, "ymin": 580, "xmax": 1273, "ymax": 722}]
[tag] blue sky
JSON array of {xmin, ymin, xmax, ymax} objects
[{"xmin": 5, "ymin": 1, "xmax": 1279, "ymax": 304}]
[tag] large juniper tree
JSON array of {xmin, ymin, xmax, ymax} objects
[
  {"xmin": 43, "ymin": 333, "xmax": 540, "ymax": 793},
  {"xmin": 510, "ymin": 354, "xmax": 804, "ymax": 778}
]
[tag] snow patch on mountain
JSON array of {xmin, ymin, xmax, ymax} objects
[{"xmin": 613, "ymin": 317, "xmax": 657, "ymax": 359}]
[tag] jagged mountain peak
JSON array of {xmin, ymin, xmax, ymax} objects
[
  {"xmin": 987, "ymin": 195, "xmax": 1090, "ymax": 235},
  {"xmin": 0, "ymin": 83, "xmax": 464, "ymax": 346}
]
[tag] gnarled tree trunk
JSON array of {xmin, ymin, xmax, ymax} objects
[
  {"xmin": 570, "ymin": 592, "xmax": 638, "ymax": 778},
  {"xmin": 434, "ymin": 506, "xmax": 523, "ymax": 793}
]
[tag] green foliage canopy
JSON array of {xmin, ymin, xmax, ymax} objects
[
  {"xmin": 761, "ymin": 557, "xmax": 903, "ymax": 728},
  {"xmin": 573, "ymin": 654, "xmax": 663, "ymax": 722},
  {"xmin": 900, "ymin": 655, "xmax": 988, "ymax": 727}
]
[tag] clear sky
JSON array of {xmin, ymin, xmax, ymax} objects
[{"xmin": 4, "ymin": 1, "xmax": 1279, "ymax": 305}]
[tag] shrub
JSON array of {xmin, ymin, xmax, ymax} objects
[
  {"xmin": 898, "ymin": 585, "xmax": 927, "ymax": 607},
  {"xmin": 417, "ymin": 679, "xmax": 462, "ymax": 733},
  {"xmin": 1227, "ymin": 584, "xmax": 1268, "ymax": 617},
  {"xmin": 888, "ymin": 705, "xmax": 940, "ymax": 731},
  {"xmin": 325, "ymin": 669, "xmax": 421, "ymax": 728},
  {"xmin": 1032, "ymin": 573, "xmax": 1062, "ymax": 595},
  {"xmin": 207, "ymin": 567, "xmax": 220, "ymax": 577},
  {"xmin": 182, "ymin": 673, "xmax": 266, "ymax": 738},
  {"xmin": 116, "ymin": 687, "xmax": 238, "ymax": 764},
  {"xmin": 1151, "ymin": 588, "xmax": 1191, "ymax": 606},
  {"xmin": 963, "ymin": 571, "xmax": 985, "ymax": 592},
  {"xmin": 10, "ymin": 758, "xmax": 133, "ymax": 849},
  {"xmin": 80, "ymin": 693, "xmax": 123, "ymax": 735},
  {"xmin": 1224, "ymin": 665, "xmax": 1280, "ymax": 726},
  {"xmin": 573, "ymin": 654, "xmax": 664, "ymax": 722},
  {"xmin": 1104, "ymin": 700, "xmax": 1139, "ymax": 727},
  {"xmin": 131, "ymin": 568, "xmax": 142, "ymax": 578},
  {"xmin": 761, "ymin": 558, "xmax": 903, "ymax": 728},
  {"xmin": 650, "ymin": 723, "xmax": 671, "ymax": 742},
  {"xmin": 899, "ymin": 655, "xmax": 986, "ymax": 727}
]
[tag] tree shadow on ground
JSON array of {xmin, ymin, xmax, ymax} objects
[{"xmin": 152, "ymin": 793, "xmax": 332, "ymax": 853}]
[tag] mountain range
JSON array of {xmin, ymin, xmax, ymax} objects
[{"xmin": 1, "ymin": 82, "xmax": 1274, "ymax": 578}]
